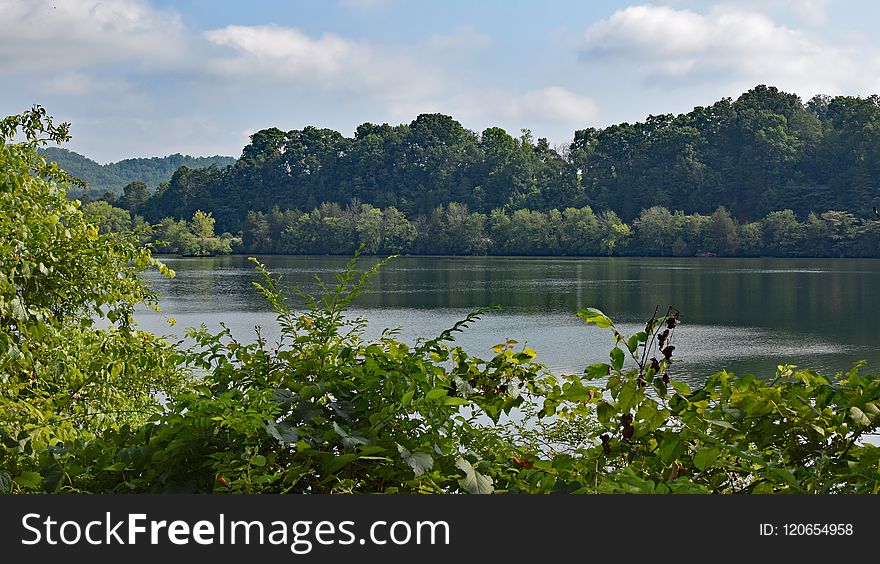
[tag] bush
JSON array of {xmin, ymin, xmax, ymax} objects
[{"xmin": 0, "ymin": 107, "xmax": 188, "ymax": 491}]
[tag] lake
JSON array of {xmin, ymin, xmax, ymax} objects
[{"xmin": 137, "ymin": 255, "xmax": 880, "ymax": 386}]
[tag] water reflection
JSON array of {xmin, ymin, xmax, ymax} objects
[{"xmin": 138, "ymin": 255, "xmax": 880, "ymax": 385}]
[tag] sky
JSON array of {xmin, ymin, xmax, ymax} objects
[{"xmin": 2, "ymin": 0, "xmax": 880, "ymax": 163}]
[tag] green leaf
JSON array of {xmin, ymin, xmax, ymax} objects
[
  {"xmin": 443, "ymin": 396, "xmax": 470, "ymax": 406},
  {"xmin": 455, "ymin": 457, "xmax": 493, "ymax": 494},
  {"xmin": 705, "ymin": 419, "xmax": 735, "ymax": 430},
  {"xmin": 627, "ymin": 332, "xmax": 646, "ymax": 354},
  {"xmin": 769, "ymin": 468, "xmax": 798, "ymax": 486},
  {"xmin": 397, "ymin": 444, "xmax": 434, "ymax": 477},
  {"xmin": 617, "ymin": 382, "xmax": 642, "ymax": 412},
  {"xmin": 596, "ymin": 401, "xmax": 615, "ymax": 425},
  {"xmin": 850, "ymin": 406, "xmax": 871, "ymax": 427},
  {"xmin": 251, "ymin": 454, "xmax": 267, "ymax": 467},
  {"xmin": 670, "ymin": 381, "xmax": 691, "ymax": 396},
  {"xmin": 693, "ymin": 448, "xmax": 720, "ymax": 471},
  {"xmin": 561, "ymin": 380, "xmax": 597, "ymax": 402},
  {"xmin": 425, "ymin": 388, "xmax": 448, "ymax": 401},
  {"xmin": 610, "ymin": 347, "xmax": 625, "ymax": 371},
  {"xmin": 324, "ymin": 454, "xmax": 359, "ymax": 474},
  {"xmin": 13, "ymin": 471, "xmax": 42, "ymax": 490},
  {"xmin": 332, "ymin": 422, "xmax": 371, "ymax": 449},
  {"xmin": 652, "ymin": 376, "xmax": 667, "ymax": 398},
  {"xmin": 636, "ymin": 404, "xmax": 669, "ymax": 433},
  {"xmin": 721, "ymin": 406, "xmax": 745, "ymax": 421},
  {"xmin": 577, "ymin": 308, "xmax": 614, "ymax": 329},
  {"xmin": 659, "ymin": 435, "xmax": 683, "ymax": 464},
  {"xmin": 266, "ymin": 421, "xmax": 300, "ymax": 444},
  {"xmin": 584, "ymin": 363, "xmax": 610, "ymax": 380},
  {"xmin": 401, "ymin": 389, "xmax": 414, "ymax": 407}
]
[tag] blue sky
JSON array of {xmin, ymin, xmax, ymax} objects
[{"xmin": 2, "ymin": 0, "xmax": 879, "ymax": 163}]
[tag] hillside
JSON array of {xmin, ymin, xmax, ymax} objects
[
  {"xmin": 39, "ymin": 147, "xmax": 236, "ymax": 196},
  {"xmin": 140, "ymin": 85, "xmax": 880, "ymax": 234}
]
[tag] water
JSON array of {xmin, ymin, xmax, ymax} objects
[{"xmin": 136, "ymin": 255, "xmax": 880, "ymax": 386}]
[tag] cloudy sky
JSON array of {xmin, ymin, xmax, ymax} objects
[{"xmin": 2, "ymin": 0, "xmax": 879, "ymax": 163}]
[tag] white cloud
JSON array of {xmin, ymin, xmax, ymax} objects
[
  {"xmin": 780, "ymin": 0, "xmax": 828, "ymax": 24},
  {"xmin": 37, "ymin": 72, "xmax": 98, "ymax": 96},
  {"xmin": 669, "ymin": 0, "xmax": 830, "ymax": 24},
  {"xmin": 580, "ymin": 4, "xmax": 879, "ymax": 97},
  {"xmin": 0, "ymin": 0, "xmax": 186, "ymax": 74},
  {"xmin": 204, "ymin": 25, "xmax": 365, "ymax": 84},
  {"xmin": 717, "ymin": 0, "xmax": 828, "ymax": 24},
  {"xmin": 508, "ymin": 87, "xmax": 599, "ymax": 124},
  {"xmin": 202, "ymin": 24, "xmax": 440, "ymax": 98}
]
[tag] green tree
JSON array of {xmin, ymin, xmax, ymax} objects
[
  {"xmin": 82, "ymin": 200, "xmax": 133, "ymax": 234},
  {"xmin": 737, "ymin": 222, "xmax": 763, "ymax": 256},
  {"xmin": 119, "ymin": 180, "xmax": 151, "ymax": 214},
  {"xmin": 704, "ymin": 206, "xmax": 739, "ymax": 256},
  {"xmin": 191, "ymin": 210, "xmax": 216, "ymax": 239},
  {"xmin": 380, "ymin": 207, "xmax": 416, "ymax": 254},
  {"xmin": 355, "ymin": 203, "xmax": 383, "ymax": 254},
  {"xmin": 559, "ymin": 206, "xmax": 602, "ymax": 255},
  {"xmin": 762, "ymin": 209, "xmax": 803, "ymax": 256},
  {"xmin": 419, "ymin": 203, "xmax": 487, "ymax": 255},
  {"xmin": 597, "ymin": 211, "xmax": 630, "ymax": 255},
  {"xmin": 632, "ymin": 206, "xmax": 676, "ymax": 255},
  {"xmin": 502, "ymin": 208, "xmax": 559, "ymax": 255},
  {"xmin": 0, "ymin": 107, "xmax": 187, "ymax": 482}
]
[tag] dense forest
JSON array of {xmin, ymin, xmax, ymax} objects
[
  {"xmin": 40, "ymin": 147, "xmax": 235, "ymax": 198},
  {"xmin": 79, "ymin": 84, "xmax": 880, "ymax": 257},
  {"xmin": 130, "ymin": 86, "xmax": 878, "ymax": 229}
]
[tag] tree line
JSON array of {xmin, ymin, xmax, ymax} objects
[
  {"xmin": 119, "ymin": 85, "xmax": 880, "ymax": 241},
  {"xmin": 72, "ymin": 84, "xmax": 880, "ymax": 257},
  {"xmin": 235, "ymin": 200, "xmax": 880, "ymax": 257},
  {"xmin": 90, "ymin": 197, "xmax": 880, "ymax": 258}
]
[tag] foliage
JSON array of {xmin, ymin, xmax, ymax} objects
[
  {"xmin": 10, "ymin": 253, "xmax": 879, "ymax": 495},
  {"xmin": 133, "ymin": 86, "xmax": 880, "ymax": 241},
  {"xmin": 39, "ymin": 147, "xmax": 235, "ymax": 199},
  {"xmin": 218, "ymin": 201, "xmax": 880, "ymax": 258},
  {"xmin": 0, "ymin": 107, "xmax": 188, "ymax": 491},
  {"xmin": 37, "ymin": 254, "xmax": 552, "ymax": 493},
  {"xmin": 516, "ymin": 307, "xmax": 880, "ymax": 493},
  {"xmin": 56, "ymin": 83, "xmax": 880, "ymax": 258},
  {"xmin": 153, "ymin": 210, "xmax": 233, "ymax": 256}
]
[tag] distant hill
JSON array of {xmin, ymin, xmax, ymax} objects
[{"xmin": 39, "ymin": 147, "xmax": 236, "ymax": 196}]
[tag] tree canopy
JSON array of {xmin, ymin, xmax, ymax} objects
[
  {"xmin": 0, "ymin": 107, "xmax": 188, "ymax": 470},
  {"xmin": 133, "ymin": 86, "xmax": 880, "ymax": 239}
]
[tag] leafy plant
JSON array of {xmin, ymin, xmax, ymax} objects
[
  {"xmin": 505, "ymin": 306, "xmax": 880, "ymax": 493},
  {"xmin": 0, "ymin": 107, "xmax": 188, "ymax": 491},
  {"xmin": 46, "ymin": 253, "xmax": 552, "ymax": 493}
]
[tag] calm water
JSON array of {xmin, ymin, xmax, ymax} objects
[{"xmin": 137, "ymin": 255, "xmax": 880, "ymax": 386}]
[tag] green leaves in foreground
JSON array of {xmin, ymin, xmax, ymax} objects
[
  {"xmin": 576, "ymin": 307, "xmax": 614, "ymax": 329},
  {"xmin": 1, "ymin": 107, "xmax": 188, "ymax": 477},
  {"xmin": 455, "ymin": 458, "xmax": 494, "ymax": 495},
  {"xmin": 398, "ymin": 445, "xmax": 434, "ymax": 478}
]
